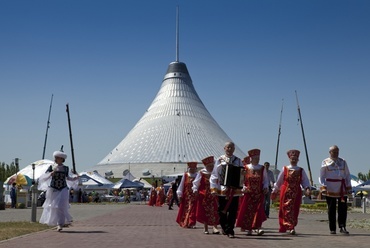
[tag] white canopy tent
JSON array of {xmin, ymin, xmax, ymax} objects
[{"xmin": 5, "ymin": 159, "xmax": 55, "ymax": 183}]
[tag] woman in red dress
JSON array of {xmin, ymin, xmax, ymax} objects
[
  {"xmin": 148, "ymin": 183, "xmax": 157, "ymax": 207},
  {"xmin": 271, "ymin": 150, "xmax": 311, "ymax": 235},
  {"xmin": 192, "ymin": 156, "xmax": 220, "ymax": 234},
  {"xmin": 176, "ymin": 162, "xmax": 198, "ymax": 228},
  {"xmin": 155, "ymin": 183, "xmax": 166, "ymax": 206},
  {"xmin": 236, "ymin": 149, "xmax": 268, "ymax": 236}
]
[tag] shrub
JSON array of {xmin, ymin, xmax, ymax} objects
[{"xmin": 17, "ymin": 203, "xmax": 26, "ymax": 209}]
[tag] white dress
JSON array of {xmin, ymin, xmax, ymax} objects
[{"xmin": 38, "ymin": 163, "xmax": 79, "ymax": 226}]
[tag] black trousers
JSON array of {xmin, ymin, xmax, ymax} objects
[
  {"xmin": 326, "ymin": 196, "xmax": 348, "ymax": 231},
  {"xmin": 169, "ymin": 194, "xmax": 179, "ymax": 208},
  {"xmin": 218, "ymin": 196, "xmax": 239, "ymax": 235}
]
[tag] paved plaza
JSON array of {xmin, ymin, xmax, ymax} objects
[{"xmin": 0, "ymin": 203, "xmax": 369, "ymax": 248}]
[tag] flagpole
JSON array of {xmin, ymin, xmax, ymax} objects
[
  {"xmin": 295, "ymin": 91, "xmax": 313, "ymax": 186},
  {"xmin": 42, "ymin": 94, "xmax": 53, "ymax": 159},
  {"xmin": 274, "ymin": 99, "xmax": 284, "ymax": 174},
  {"xmin": 66, "ymin": 103, "xmax": 76, "ymax": 174}
]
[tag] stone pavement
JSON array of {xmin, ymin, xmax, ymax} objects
[{"xmin": 0, "ymin": 203, "xmax": 369, "ymax": 248}]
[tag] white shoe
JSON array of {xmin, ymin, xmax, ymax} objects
[
  {"xmin": 57, "ymin": 225, "xmax": 63, "ymax": 232},
  {"xmin": 257, "ymin": 229, "xmax": 264, "ymax": 236}
]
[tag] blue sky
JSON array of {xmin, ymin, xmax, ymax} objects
[{"xmin": 1, "ymin": 0, "xmax": 369, "ymax": 185}]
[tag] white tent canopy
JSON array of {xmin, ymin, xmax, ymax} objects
[
  {"xmin": 79, "ymin": 171, "xmax": 114, "ymax": 185},
  {"xmin": 350, "ymin": 174, "xmax": 364, "ymax": 187},
  {"xmin": 4, "ymin": 161, "xmax": 115, "ymax": 189},
  {"xmin": 5, "ymin": 159, "xmax": 55, "ymax": 183},
  {"xmin": 79, "ymin": 171, "xmax": 114, "ymax": 191},
  {"xmin": 122, "ymin": 170, "xmax": 136, "ymax": 181}
]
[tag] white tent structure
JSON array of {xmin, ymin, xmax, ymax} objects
[
  {"xmin": 79, "ymin": 171, "xmax": 114, "ymax": 185},
  {"xmin": 350, "ymin": 174, "xmax": 364, "ymax": 187},
  {"xmin": 5, "ymin": 159, "xmax": 55, "ymax": 184},
  {"xmin": 122, "ymin": 169, "xmax": 136, "ymax": 181},
  {"xmin": 133, "ymin": 178, "xmax": 152, "ymax": 189},
  {"xmin": 353, "ymin": 179, "xmax": 370, "ymax": 192},
  {"xmin": 79, "ymin": 171, "xmax": 114, "ymax": 192},
  {"xmin": 93, "ymin": 17, "xmax": 246, "ymax": 178}
]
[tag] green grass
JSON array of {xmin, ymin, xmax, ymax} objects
[{"xmin": 0, "ymin": 222, "xmax": 49, "ymax": 241}]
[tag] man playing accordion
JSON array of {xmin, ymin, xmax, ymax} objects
[{"xmin": 210, "ymin": 141, "xmax": 244, "ymax": 239}]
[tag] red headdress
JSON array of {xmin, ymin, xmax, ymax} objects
[
  {"xmin": 248, "ymin": 149, "xmax": 261, "ymax": 158},
  {"xmin": 287, "ymin": 149, "xmax": 300, "ymax": 158},
  {"xmin": 187, "ymin": 162, "xmax": 198, "ymax": 169},
  {"xmin": 202, "ymin": 156, "xmax": 214, "ymax": 166}
]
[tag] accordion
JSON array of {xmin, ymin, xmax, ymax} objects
[{"xmin": 220, "ymin": 163, "xmax": 244, "ymax": 189}]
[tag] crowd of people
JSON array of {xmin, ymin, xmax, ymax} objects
[
  {"xmin": 37, "ymin": 143, "xmax": 353, "ymax": 236},
  {"xmin": 168, "ymin": 142, "xmax": 353, "ymax": 238}
]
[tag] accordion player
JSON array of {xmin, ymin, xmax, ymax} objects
[{"xmin": 220, "ymin": 162, "xmax": 245, "ymax": 189}]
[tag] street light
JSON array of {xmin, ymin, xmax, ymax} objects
[
  {"xmin": 32, "ymin": 163, "xmax": 35, "ymax": 185},
  {"xmin": 31, "ymin": 163, "xmax": 37, "ymax": 222}
]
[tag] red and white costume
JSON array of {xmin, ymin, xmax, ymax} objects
[
  {"xmin": 273, "ymin": 164, "xmax": 310, "ymax": 232},
  {"xmin": 176, "ymin": 162, "xmax": 198, "ymax": 228},
  {"xmin": 236, "ymin": 163, "xmax": 268, "ymax": 231},
  {"xmin": 192, "ymin": 167, "xmax": 219, "ymax": 226}
]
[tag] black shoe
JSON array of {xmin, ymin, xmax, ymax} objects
[
  {"xmin": 340, "ymin": 227, "xmax": 349, "ymax": 234},
  {"xmin": 168, "ymin": 207, "xmax": 173, "ymax": 210}
]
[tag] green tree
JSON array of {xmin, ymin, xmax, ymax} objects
[
  {"xmin": 0, "ymin": 162, "xmax": 5, "ymax": 182},
  {"xmin": 358, "ymin": 170, "xmax": 370, "ymax": 182},
  {"xmin": 0, "ymin": 161, "xmax": 19, "ymax": 182}
]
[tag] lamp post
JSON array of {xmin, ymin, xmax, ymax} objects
[{"xmin": 31, "ymin": 163, "xmax": 37, "ymax": 222}]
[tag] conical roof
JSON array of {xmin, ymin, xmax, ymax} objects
[{"xmin": 96, "ymin": 61, "xmax": 246, "ymax": 176}]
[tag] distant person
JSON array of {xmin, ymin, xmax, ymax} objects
[
  {"xmin": 319, "ymin": 145, "xmax": 352, "ymax": 235},
  {"xmin": 168, "ymin": 178, "xmax": 180, "ymax": 210},
  {"xmin": 271, "ymin": 149, "xmax": 311, "ymax": 235},
  {"xmin": 176, "ymin": 162, "xmax": 198, "ymax": 228},
  {"xmin": 192, "ymin": 156, "xmax": 220, "ymax": 235},
  {"xmin": 148, "ymin": 183, "xmax": 157, "ymax": 206},
  {"xmin": 78, "ymin": 188, "xmax": 82, "ymax": 203},
  {"xmin": 166, "ymin": 182, "xmax": 174, "ymax": 205},
  {"xmin": 136, "ymin": 190, "xmax": 141, "ymax": 202},
  {"xmin": 38, "ymin": 150, "xmax": 79, "ymax": 231},
  {"xmin": 10, "ymin": 182, "xmax": 17, "ymax": 208},
  {"xmin": 155, "ymin": 183, "xmax": 166, "ymax": 206},
  {"xmin": 358, "ymin": 191, "xmax": 364, "ymax": 200},
  {"xmin": 236, "ymin": 149, "xmax": 268, "ymax": 236},
  {"xmin": 264, "ymin": 161, "xmax": 275, "ymax": 218},
  {"xmin": 210, "ymin": 141, "xmax": 244, "ymax": 238},
  {"xmin": 124, "ymin": 189, "xmax": 131, "ymax": 203}
]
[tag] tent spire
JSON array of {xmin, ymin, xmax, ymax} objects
[{"xmin": 176, "ymin": 6, "xmax": 179, "ymax": 62}]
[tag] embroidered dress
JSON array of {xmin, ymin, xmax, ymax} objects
[
  {"xmin": 274, "ymin": 166, "xmax": 309, "ymax": 232},
  {"xmin": 166, "ymin": 187, "xmax": 173, "ymax": 205},
  {"xmin": 148, "ymin": 186, "xmax": 157, "ymax": 206},
  {"xmin": 155, "ymin": 186, "xmax": 166, "ymax": 206},
  {"xmin": 236, "ymin": 165, "xmax": 267, "ymax": 230},
  {"xmin": 192, "ymin": 169, "xmax": 219, "ymax": 226},
  {"xmin": 38, "ymin": 164, "xmax": 78, "ymax": 227},
  {"xmin": 176, "ymin": 172, "xmax": 197, "ymax": 228}
]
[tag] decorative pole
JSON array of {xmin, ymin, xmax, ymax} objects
[
  {"xmin": 274, "ymin": 99, "xmax": 284, "ymax": 179},
  {"xmin": 295, "ymin": 91, "xmax": 313, "ymax": 186},
  {"xmin": 66, "ymin": 103, "xmax": 76, "ymax": 174},
  {"xmin": 31, "ymin": 163, "xmax": 37, "ymax": 222},
  {"xmin": 42, "ymin": 94, "xmax": 53, "ymax": 159}
]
